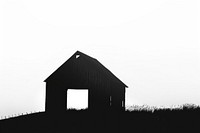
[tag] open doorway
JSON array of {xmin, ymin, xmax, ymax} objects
[{"xmin": 67, "ymin": 89, "xmax": 88, "ymax": 110}]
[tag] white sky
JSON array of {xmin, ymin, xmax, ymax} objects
[
  {"xmin": 67, "ymin": 90, "xmax": 88, "ymax": 109},
  {"xmin": 1, "ymin": 0, "xmax": 200, "ymax": 117}
]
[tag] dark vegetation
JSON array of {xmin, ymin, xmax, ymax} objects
[{"xmin": 0, "ymin": 105, "xmax": 200, "ymax": 133}]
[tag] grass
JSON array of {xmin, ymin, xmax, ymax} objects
[{"xmin": 0, "ymin": 104, "xmax": 200, "ymax": 133}]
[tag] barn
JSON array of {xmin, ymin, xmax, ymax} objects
[{"xmin": 44, "ymin": 51, "xmax": 128, "ymax": 114}]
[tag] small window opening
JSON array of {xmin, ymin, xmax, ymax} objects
[
  {"xmin": 110, "ymin": 96, "xmax": 112, "ymax": 106},
  {"xmin": 76, "ymin": 55, "xmax": 80, "ymax": 59}
]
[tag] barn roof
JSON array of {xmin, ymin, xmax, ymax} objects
[{"xmin": 44, "ymin": 51, "xmax": 128, "ymax": 88}]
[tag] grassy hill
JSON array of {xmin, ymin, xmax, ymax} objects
[{"xmin": 0, "ymin": 107, "xmax": 200, "ymax": 133}]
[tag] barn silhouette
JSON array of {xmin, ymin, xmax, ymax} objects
[
  {"xmin": 1, "ymin": 51, "xmax": 199, "ymax": 133},
  {"xmin": 44, "ymin": 51, "xmax": 128, "ymax": 113}
]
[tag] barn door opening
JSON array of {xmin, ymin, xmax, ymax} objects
[{"xmin": 67, "ymin": 89, "xmax": 88, "ymax": 110}]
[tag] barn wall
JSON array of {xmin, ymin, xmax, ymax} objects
[
  {"xmin": 45, "ymin": 81, "xmax": 67, "ymax": 114},
  {"xmin": 110, "ymin": 85, "xmax": 125, "ymax": 111},
  {"xmin": 88, "ymin": 83, "xmax": 112, "ymax": 111},
  {"xmin": 44, "ymin": 51, "xmax": 127, "ymax": 112}
]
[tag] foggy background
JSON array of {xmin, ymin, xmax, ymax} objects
[{"xmin": 1, "ymin": 0, "xmax": 200, "ymax": 117}]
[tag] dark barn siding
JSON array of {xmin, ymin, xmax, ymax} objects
[
  {"xmin": 45, "ymin": 82, "xmax": 67, "ymax": 114},
  {"xmin": 44, "ymin": 51, "xmax": 127, "ymax": 113}
]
